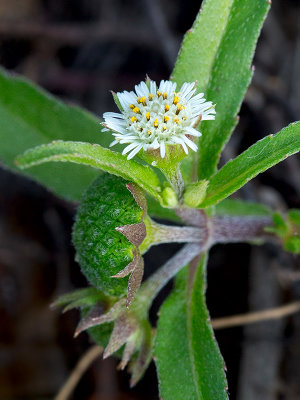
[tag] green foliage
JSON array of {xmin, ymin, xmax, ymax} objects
[
  {"xmin": 172, "ymin": 0, "xmax": 270, "ymax": 180},
  {"xmin": 52, "ymin": 287, "xmax": 110, "ymax": 312},
  {"xmin": 215, "ymin": 199, "xmax": 272, "ymax": 217},
  {"xmin": 263, "ymin": 209, "xmax": 300, "ymax": 254},
  {"xmin": 183, "ymin": 180, "xmax": 209, "ymax": 207},
  {"xmin": 16, "ymin": 140, "xmax": 163, "ymax": 203},
  {"xmin": 0, "ymin": 68, "xmax": 113, "ymax": 201},
  {"xmin": 284, "ymin": 236, "xmax": 300, "ymax": 254},
  {"xmin": 200, "ymin": 122, "xmax": 300, "ymax": 207},
  {"xmin": 155, "ymin": 255, "xmax": 228, "ymax": 400},
  {"xmin": 288, "ymin": 209, "xmax": 300, "ymax": 225},
  {"xmin": 73, "ymin": 174, "xmax": 144, "ymax": 297},
  {"xmin": 265, "ymin": 212, "xmax": 289, "ymax": 237}
]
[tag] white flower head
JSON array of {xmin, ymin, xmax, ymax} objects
[{"xmin": 102, "ymin": 79, "xmax": 216, "ymax": 160}]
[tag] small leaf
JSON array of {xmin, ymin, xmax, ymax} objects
[
  {"xmin": 200, "ymin": 121, "xmax": 300, "ymax": 207},
  {"xmin": 162, "ymin": 187, "xmax": 178, "ymax": 208},
  {"xmin": 155, "ymin": 255, "xmax": 228, "ymax": 400},
  {"xmin": 16, "ymin": 140, "xmax": 163, "ymax": 202},
  {"xmin": 265, "ymin": 212, "xmax": 289, "ymax": 237},
  {"xmin": 183, "ymin": 180, "xmax": 209, "ymax": 208}
]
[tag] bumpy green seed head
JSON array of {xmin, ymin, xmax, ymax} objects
[{"xmin": 73, "ymin": 174, "xmax": 146, "ymax": 298}]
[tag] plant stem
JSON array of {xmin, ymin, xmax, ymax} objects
[
  {"xmin": 137, "ymin": 213, "xmax": 274, "ymax": 309},
  {"xmin": 149, "ymin": 220, "xmax": 207, "ymax": 244},
  {"xmin": 212, "ymin": 215, "xmax": 273, "ymax": 243},
  {"xmin": 139, "ymin": 242, "xmax": 203, "ymax": 304}
]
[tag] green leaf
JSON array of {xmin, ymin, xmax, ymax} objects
[
  {"xmin": 172, "ymin": 0, "xmax": 270, "ymax": 181},
  {"xmin": 215, "ymin": 198, "xmax": 272, "ymax": 217},
  {"xmin": 0, "ymin": 68, "xmax": 114, "ymax": 201},
  {"xmin": 265, "ymin": 212, "xmax": 289, "ymax": 237},
  {"xmin": 183, "ymin": 180, "xmax": 209, "ymax": 208},
  {"xmin": 52, "ymin": 287, "xmax": 109, "ymax": 312},
  {"xmin": 155, "ymin": 255, "xmax": 228, "ymax": 400},
  {"xmin": 198, "ymin": 0, "xmax": 270, "ymax": 179},
  {"xmin": 172, "ymin": 0, "xmax": 233, "ymax": 91},
  {"xmin": 200, "ymin": 121, "xmax": 300, "ymax": 207},
  {"xmin": 15, "ymin": 140, "xmax": 163, "ymax": 202}
]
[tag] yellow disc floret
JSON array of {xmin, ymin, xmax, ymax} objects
[{"xmin": 173, "ymin": 95, "xmax": 180, "ymax": 105}]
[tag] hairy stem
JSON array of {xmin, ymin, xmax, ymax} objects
[
  {"xmin": 149, "ymin": 219, "xmax": 207, "ymax": 244},
  {"xmin": 212, "ymin": 215, "xmax": 273, "ymax": 243},
  {"xmin": 139, "ymin": 242, "xmax": 204, "ymax": 304}
]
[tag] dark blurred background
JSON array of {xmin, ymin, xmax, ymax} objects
[{"xmin": 0, "ymin": 0, "xmax": 300, "ymax": 399}]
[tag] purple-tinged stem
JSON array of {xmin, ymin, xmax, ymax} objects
[
  {"xmin": 212, "ymin": 215, "xmax": 273, "ymax": 244},
  {"xmin": 139, "ymin": 242, "xmax": 204, "ymax": 303}
]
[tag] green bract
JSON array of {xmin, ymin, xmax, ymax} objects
[{"xmin": 73, "ymin": 174, "xmax": 145, "ymax": 297}]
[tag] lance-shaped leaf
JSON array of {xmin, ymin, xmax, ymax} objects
[
  {"xmin": 172, "ymin": 0, "xmax": 270, "ymax": 181},
  {"xmin": 155, "ymin": 255, "xmax": 228, "ymax": 400},
  {"xmin": 200, "ymin": 121, "xmax": 300, "ymax": 207},
  {"xmin": 197, "ymin": 0, "xmax": 270, "ymax": 179},
  {"xmin": 0, "ymin": 68, "xmax": 116, "ymax": 201},
  {"xmin": 15, "ymin": 140, "xmax": 163, "ymax": 202}
]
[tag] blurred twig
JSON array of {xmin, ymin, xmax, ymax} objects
[
  {"xmin": 55, "ymin": 345, "xmax": 103, "ymax": 400},
  {"xmin": 212, "ymin": 300, "xmax": 300, "ymax": 330}
]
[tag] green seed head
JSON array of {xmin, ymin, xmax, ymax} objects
[{"xmin": 73, "ymin": 174, "xmax": 146, "ymax": 297}]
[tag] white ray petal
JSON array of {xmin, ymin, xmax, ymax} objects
[
  {"xmin": 122, "ymin": 142, "xmax": 139, "ymax": 155},
  {"xmin": 172, "ymin": 136, "xmax": 189, "ymax": 154},
  {"xmin": 103, "ymin": 112, "xmax": 125, "ymax": 119},
  {"xmin": 160, "ymin": 141, "xmax": 166, "ymax": 158},
  {"xmin": 150, "ymin": 80, "xmax": 157, "ymax": 94},
  {"xmin": 135, "ymin": 82, "xmax": 149, "ymax": 97},
  {"xmin": 185, "ymin": 126, "xmax": 202, "ymax": 137},
  {"xmin": 127, "ymin": 144, "xmax": 143, "ymax": 160},
  {"xmin": 183, "ymin": 135, "xmax": 198, "ymax": 151}
]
